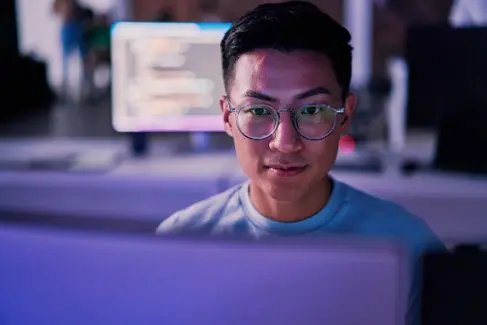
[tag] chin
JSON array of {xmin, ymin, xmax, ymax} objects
[
  {"xmin": 255, "ymin": 175, "xmax": 310, "ymax": 202},
  {"xmin": 264, "ymin": 182, "xmax": 306, "ymax": 202},
  {"xmin": 255, "ymin": 168, "xmax": 329, "ymax": 200}
]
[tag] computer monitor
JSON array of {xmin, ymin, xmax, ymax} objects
[
  {"xmin": 0, "ymin": 224, "xmax": 407, "ymax": 325},
  {"xmin": 422, "ymin": 245, "xmax": 487, "ymax": 325},
  {"xmin": 111, "ymin": 22, "xmax": 231, "ymax": 133}
]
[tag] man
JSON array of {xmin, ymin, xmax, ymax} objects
[
  {"xmin": 52, "ymin": 0, "xmax": 93, "ymax": 102},
  {"xmin": 158, "ymin": 1, "xmax": 443, "ymax": 324}
]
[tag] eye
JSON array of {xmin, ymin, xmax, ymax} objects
[
  {"xmin": 244, "ymin": 106, "xmax": 272, "ymax": 116},
  {"xmin": 300, "ymin": 105, "xmax": 322, "ymax": 115},
  {"xmin": 298, "ymin": 105, "xmax": 336, "ymax": 119}
]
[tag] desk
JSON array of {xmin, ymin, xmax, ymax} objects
[
  {"xmin": 0, "ymin": 152, "xmax": 236, "ymax": 222},
  {"xmin": 0, "ymin": 145, "xmax": 486, "ymax": 241}
]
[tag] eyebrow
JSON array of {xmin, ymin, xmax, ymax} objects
[{"xmin": 243, "ymin": 86, "xmax": 331, "ymax": 102}]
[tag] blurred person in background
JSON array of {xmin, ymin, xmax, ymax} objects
[
  {"xmin": 52, "ymin": 0, "xmax": 94, "ymax": 103},
  {"xmin": 84, "ymin": 13, "xmax": 112, "ymax": 101},
  {"xmin": 199, "ymin": 0, "xmax": 222, "ymax": 22},
  {"xmin": 449, "ymin": 0, "xmax": 487, "ymax": 26},
  {"xmin": 154, "ymin": 3, "xmax": 175, "ymax": 22},
  {"xmin": 157, "ymin": 2, "xmax": 443, "ymax": 324}
]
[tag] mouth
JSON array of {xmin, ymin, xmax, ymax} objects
[{"xmin": 264, "ymin": 165, "xmax": 308, "ymax": 177}]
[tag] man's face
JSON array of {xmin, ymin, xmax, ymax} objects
[{"xmin": 220, "ymin": 49, "xmax": 356, "ymax": 201}]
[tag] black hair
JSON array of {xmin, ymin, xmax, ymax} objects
[{"xmin": 220, "ymin": 1, "xmax": 353, "ymax": 99}]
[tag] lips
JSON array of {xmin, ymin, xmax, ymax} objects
[{"xmin": 265, "ymin": 165, "xmax": 307, "ymax": 177}]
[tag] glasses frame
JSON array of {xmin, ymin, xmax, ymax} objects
[{"xmin": 227, "ymin": 99, "xmax": 345, "ymax": 141}]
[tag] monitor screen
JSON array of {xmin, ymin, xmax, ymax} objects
[{"xmin": 111, "ymin": 22, "xmax": 231, "ymax": 132}]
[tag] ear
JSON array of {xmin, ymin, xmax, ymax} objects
[
  {"xmin": 338, "ymin": 92, "xmax": 357, "ymax": 135},
  {"xmin": 220, "ymin": 95, "xmax": 234, "ymax": 137}
]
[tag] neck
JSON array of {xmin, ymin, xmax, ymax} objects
[{"xmin": 249, "ymin": 177, "xmax": 332, "ymax": 223}]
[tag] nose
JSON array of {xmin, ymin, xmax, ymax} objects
[{"xmin": 269, "ymin": 112, "xmax": 303, "ymax": 153}]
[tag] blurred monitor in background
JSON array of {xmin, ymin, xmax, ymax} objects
[
  {"xmin": 111, "ymin": 22, "xmax": 231, "ymax": 133},
  {"xmin": 406, "ymin": 25, "xmax": 487, "ymax": 174},
  {"xmin": 0, "ymin": 0, "xmax": 18, "ymax": 56}
]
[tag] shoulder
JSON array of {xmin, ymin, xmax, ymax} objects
[
  {"xmin": 156, "ymin": 183, "xmax": 243, "ymax": 235},
  {"xmin": 339, "ymin": 181, "xmax": 445, "ymax": 252}
]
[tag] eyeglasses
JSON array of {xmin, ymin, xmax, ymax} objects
[{"xmin": 228, "ymin": 100, "xmax": 345, "ymax": 140}]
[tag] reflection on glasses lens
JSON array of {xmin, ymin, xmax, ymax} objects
[
  {"xmin": 236, "ymin": 104, "xmax": 338, "ymax": 140},
  {"xmin": 237, "ymin": 105, "xmax": 278, "ymax": 139},
  {"xmin": 296, "ymin": 105, "xmax": 336, "ymax": 139}
]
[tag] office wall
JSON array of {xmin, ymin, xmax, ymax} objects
[
  {"xmin": 16, "ymin": 0, "xmax": 453, "ymax": 91},
  {"xmin": 132, "ymin": 0, "xmax": 342, "ymax": 22}
]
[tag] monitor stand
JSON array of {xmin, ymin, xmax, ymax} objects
[{"xmin": 130, "ymin": 132, "xmax": 150, "ymax": 157}]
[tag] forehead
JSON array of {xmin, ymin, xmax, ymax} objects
[{"xmin": 229, "ymin": 49, "xmax": 341, "ymax": 100}]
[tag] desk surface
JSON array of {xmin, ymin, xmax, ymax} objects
[{"xmin": 0, "ymin": 140, "xmax": 486, "ymax": 242}]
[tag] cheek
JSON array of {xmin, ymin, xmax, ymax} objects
[
  {"xmin": 305, "ymin": 136, "xmax": 340, "ymax": 168},
  {"xmin": 233, "ymin": 134, "xmax": 268, "ymax": 174}
]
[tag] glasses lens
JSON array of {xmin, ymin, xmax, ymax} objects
[
  {"xmin": 237, "ymin": 105, "xmax": 277, "ymax": 139},
  {"xmin": 296, "ymin": 105, "xmax": 337, "ymax": 139}
]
